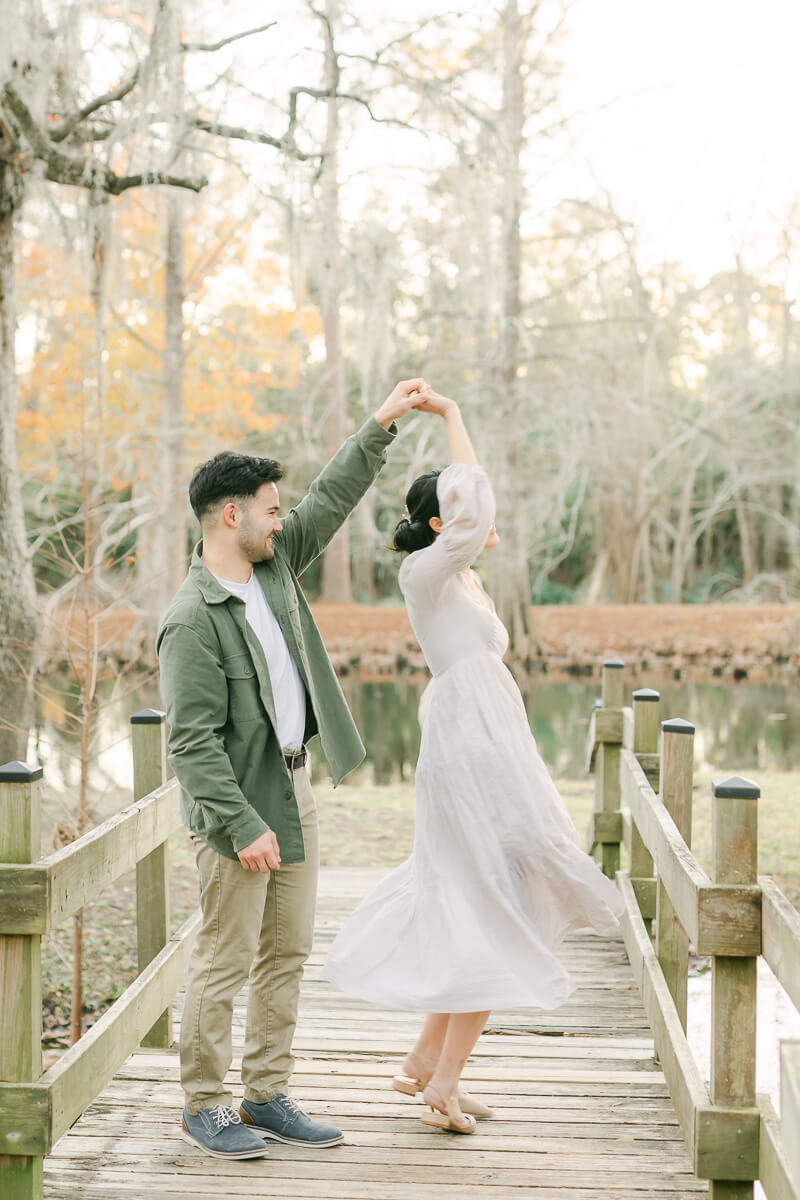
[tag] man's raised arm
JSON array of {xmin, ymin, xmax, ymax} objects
[{"xmin": 276, "ymin": 379, "xmax": 426, "ymax": 577}]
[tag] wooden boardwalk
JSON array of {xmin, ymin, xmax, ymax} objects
[{"xmin": 42, "ymin": 868, "xmax": 707, "ymax": 1199}]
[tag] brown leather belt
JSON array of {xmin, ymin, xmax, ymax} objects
[{"xmin": 283, "ymin": 746, "xmax": 307, "ymax": 770}]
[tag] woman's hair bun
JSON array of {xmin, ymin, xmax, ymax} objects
[
  {"xmin": 392, "ymin": 516, "xmax": 417, "ymax": 553},
  {"xmin": 392, "ymin": 515, "xmax": 436, "ymax": 554},
  {"xmin": 392, "ymin": 469, "xmax": 443, "ymax": 554}
]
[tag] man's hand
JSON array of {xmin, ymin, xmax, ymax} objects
[
  {"xmin": 411, "ymin": 387, "xmax": 457, "ymax": 419},
  {"xmin": 237, "ymin": 829, "xmax": 281, "ymax": 873},
  {"xmin": 374, "ymin": 378, "xmax": 429, "ymax": 429}
]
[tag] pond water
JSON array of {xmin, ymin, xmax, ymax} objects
[{"xmin": 32, "ymin": 666, "xmax": 800, "ymax": 793}]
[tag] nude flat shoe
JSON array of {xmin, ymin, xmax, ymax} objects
[
  {"xmin": 392, "ymin": 1057, "xmax": 493, "ymax": 1119},
  {"xmin": 420, "ymin": 1085, "xmax": 476, "ymax": 1134}
]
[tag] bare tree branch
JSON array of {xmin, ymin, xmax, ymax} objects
[
  {"xmin": 193, "ymin": 116, "xmax": 313, "ymax": 157},
  {"xmin": 182, "ymin": 21, "xmax": 277, "ymax": 52},
  {"xmin": 3, "ymin": 84, "xmax": 207, "ymax": 194},
  {"xmin": 49, "ymin": 69, "xmax": 141, "ymax": 142},
  {"xmin": 289, "ymin": 85, "xmax": 421, "ymax": 131}
]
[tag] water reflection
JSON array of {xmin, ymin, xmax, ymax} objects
[{"xmin": 33, "ymin": 666, "xmax": 800, "ymax": 793}]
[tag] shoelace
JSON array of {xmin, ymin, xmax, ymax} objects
[
  {"xmin": 210, "ymin": 1105, "xmax": 242, "ymax": 1131},
  {"xmin": 280, "ymin": 1095, "xmax": 305, "ymax": 1118}
]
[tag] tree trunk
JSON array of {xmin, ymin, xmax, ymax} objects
[
  {"xmin": 318, "ymin": 3, "xmax": 352, "ymax": 604},
  {"xmin": 151, "ymin": 191, "xmax": 187, "ymax": 618},
  {"xmin": 149, "ymin": 0, "xmax": 188, "ymax": 626},
  {"xmin": 0, "ymin": 163, "xmax": 40, "ymax": 763},
  {"xmin": 671, "ymin": 462, "xmax": 697, "ymax": 602},
  {"xmin": 492, "ymin": 0, "xmax": 535, "ymax": 655},
  {"xmin": 736, "ymin": 494, "xmax": 754, "ymax": 583}
]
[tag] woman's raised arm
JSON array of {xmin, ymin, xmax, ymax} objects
[{"xmin": 401, "ymin": 394, "xmax": 495, "ymax": 597}]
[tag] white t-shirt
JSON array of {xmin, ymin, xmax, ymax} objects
[{"xmin": 213, "ymin": 570, "xmax": 306, "ymax": 752}]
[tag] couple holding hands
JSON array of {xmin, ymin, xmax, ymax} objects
[{"xmin": 157, "ymin": 379, "xmax": 623, "ymax": 1159}]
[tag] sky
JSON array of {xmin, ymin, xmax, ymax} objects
[
  {"xmin": 559, "ymin": 0, "xmax": 800, "ymax": 283},
  {"xmin": 62, "ymin": 0, "xmax": 800, "ymax": 293}
]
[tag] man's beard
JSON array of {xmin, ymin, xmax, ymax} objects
[{"xmin": 237, "ymin": 524, "xmax": 274, "ymax": 564}]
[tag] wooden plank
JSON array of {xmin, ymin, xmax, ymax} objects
[
  {"xmin": 585, "ymin": 708, "xmax": 623, "ymax": 775},
  {"xmin": 0, "ymin": 864, "xmax": 49, "ymax": 935},
  {"xmin": 0, "ymin": 766, "xmax": 44, "ymax": 1200},
  {"xmin": 48, "ymin": 1133, "xmax": 699, "ymax": 1165},
  {"xmin": 630, "ymin": 878, "xmax": 657, "ymax": 919},
  {"xmin": 585, "ymin": 708, "xmax": 598, "ymax": 774},
  {"xmin": 761, "ymin": 876, "xmax": 800, "ymax": 1015},
  {"xmin": 594, "ymin": 743, "xmax": 621, "ymax": 876},
  {"xmin": 131, "ymin": 715, "xmax": 171, "ymax": 1049},
  {"xmin": 46, "ymin": 780, "xmax": 181, "ymax": 930},
  {"xmin": 42, "ymin": 1174, "xmax": 707, "ymax": 1199},
  {"xmin": 595, "ymin": 708, "xmax": 624, "ymax": 745},
  {"xmin": 756, "ymin": 1093, "xmax": 797, "ymax": 1200},
  {"xmin": 620, "ymin": 750, "xmax": 761, "ymax": 956},
  {"xmin": 587, "ymin": 811, "xmax": 622, "ymax": 845},
  {"xmin": 616, "ymin": 871, "xmax": 707, "ymax": 1163},
  {"xmin": 694, "ymin": 1104, "xmax": 760, "ymax": 1182},
  {"xmin": 781, "ymin": 1041, "xmax": 800, "ymax": 1197},
  {"xmin": 710, "ymin": 778, "xmax": 758, "ymax": 1143},
  {"xmin": 42, "ymin": 1158, "xmax": 705, "ymax": 1186},
  {"xmin": 71, "ymin": 1105, "xmax": 687, "ymax": 1132},
  {"xmin": 0, "ymin": 911, "xmax": 200, "ymax": 1157},
  {"xmin": 47, "ymin": 910, "xmax": 198, "ymax": 1146},
  {"xmin": 656, "ymin": 724, "xmax": 694, "ymax": 1034}
]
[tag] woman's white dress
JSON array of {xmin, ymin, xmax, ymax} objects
[{"xmin": 324, "ymin": 463, "xmax": 625, "ymax": 1013}]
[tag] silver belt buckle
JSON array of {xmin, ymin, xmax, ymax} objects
[{"xmin": 284, "ymin": 746, "xmax": 305, "ymax": 771}]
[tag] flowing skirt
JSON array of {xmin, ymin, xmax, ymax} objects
[{"xmin": 324, "ymin": 652, "xmax": 624, "ymax": 1012}]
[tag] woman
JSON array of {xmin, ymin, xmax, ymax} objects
[{"xmin": 324, "ymin": 389, "xmax": 625, "ymax": 1134}]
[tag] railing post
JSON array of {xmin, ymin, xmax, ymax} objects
[
  {"xmin": 630, "ymin": 689, "xmax": 659, "ymax": 931},
  {"xmin": 655, "ymin": 718, "xmax": 694, "ymax": 1034},
  {"xmin": 0, "ymin": 761, "xmax": 44, "ymax": 1200},
  {"xmin": 131, "ymin": 710, "xmax": 171, "ymax": 1048},
  {"xmin": 709, "ymin": 775, "xmax": 759, "ymax": 1200},
  {"xmin": 594, "ymin": 658, "xmax": 624, "ymax": 878}
]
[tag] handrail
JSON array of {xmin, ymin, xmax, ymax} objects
[
  {"xmin": 620, "ymin": 747, "xmax": 762, "ymax": 956},
  {"xmin": 0, "ymin": 711, "xmax": 197, "ymax": 1200},
  {"xmin": 0, "ymin": 779, "xmax": 180, "ymax": 934},
  {"xmin": 587, "ymin": 660, "xmax": 800, "ymax": 1200}
]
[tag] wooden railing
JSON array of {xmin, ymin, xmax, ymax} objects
[
  {"xmin": 0, "ymin": 710, "xmax": 200, "ymax": 1200},
  {"xmin": 588, "ymin": 659, "xmax": 800, "ymax": 1200}
]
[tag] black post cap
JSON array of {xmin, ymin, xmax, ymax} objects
[
  {"xmin": 603, "ymin": 658, "xmax": 624, "ymax": 669},
  {"xmin": 131, "ymin": 709, "xmax": 166, "ymax": 725},
  {"xmin": 633, "ymin": 688, "xmax": 660, "ymax": 702},
  {"xmin": 661, "ymin": 718, "xmax": 695, "ymax": 735},
  {"xmin": 712, "ymin": 775, "xmax": 760, "ymax": 799},
  {"xmin": 0, "ymin": 761, "xmax": 44, "ymax": 782}
]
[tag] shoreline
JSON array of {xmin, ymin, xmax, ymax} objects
[
  {"xmin": 313, "ymin": 602, "xmax": 800, "ymax": 681},
  {"xmin": 42, "ymin": 602, "xmax": 800, "ymax": 680}
]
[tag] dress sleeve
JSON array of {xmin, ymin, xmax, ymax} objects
[{"xmin": 400, "ymin": 463, "xmax": 495, "ymax": 600}]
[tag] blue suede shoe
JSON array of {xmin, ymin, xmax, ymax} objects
[
  {"xmin": 240, "ymin": 1094, "xmax": 344, "ymax": 1146},
  {"xmin": 181, "ymin": 1104, "xmax": 269, "ymax": 1158}
]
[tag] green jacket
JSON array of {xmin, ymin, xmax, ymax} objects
[{"xmin": 157, "ymin": 415, "xmax": 397, "ymax": 863}]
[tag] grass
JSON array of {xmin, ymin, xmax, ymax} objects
[{"xmin": 39, "ymin": 769, "xmax": 800, "ymax": 1053}]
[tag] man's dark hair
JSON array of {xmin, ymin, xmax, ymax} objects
[{"xmin": 189, "ymin": 451, "xmax": 283, "ymax": 524}]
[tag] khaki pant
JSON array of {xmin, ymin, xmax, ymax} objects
[{"xmin": 180, "ymin": 762, "xmax": 319, "ymax": 1114}]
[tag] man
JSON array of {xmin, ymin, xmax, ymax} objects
[{"xmin": 157, "ymin": 380, "xmax": 429, "ymax": 1159}]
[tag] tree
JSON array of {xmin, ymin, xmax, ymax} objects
[{"xmin": 0, "ymin": 3, "xmax": 204, "ymax": 760}]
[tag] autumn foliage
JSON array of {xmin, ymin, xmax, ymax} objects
[{"xmin": 16, "ymin": 187, "xmax": 321, "ymax": 492}]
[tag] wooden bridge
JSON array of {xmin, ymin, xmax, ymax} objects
[{"xmin": 1, "ymin": 662, "xmax": 800, "ymax": 1199}]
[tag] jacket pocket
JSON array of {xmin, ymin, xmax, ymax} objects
[{"xmin": 222, "ymin": 653, "xmax": 262, "ymax": 722}]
